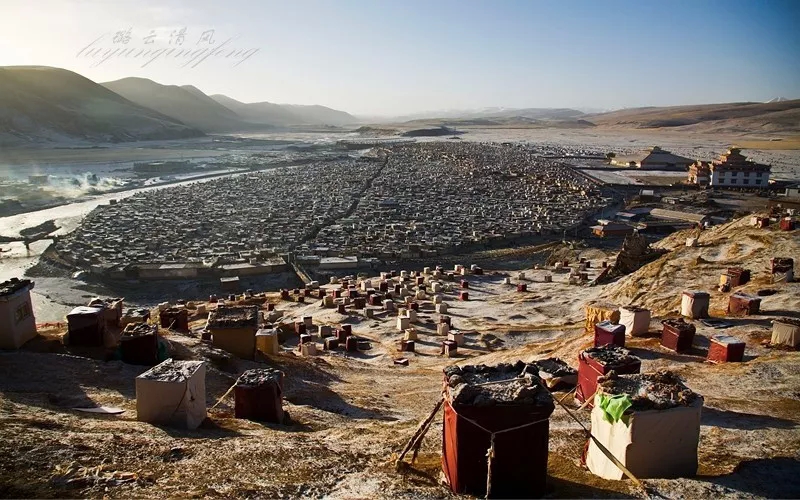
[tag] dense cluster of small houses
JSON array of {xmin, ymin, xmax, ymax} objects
[
  {"xmin": 53, "ymin": 159, "xmax": 374, "ymax": 274},
  {"xmin": 312, "ymin": 142, "xmax": 610, "ymax": 258},
  {"xmin": 52, "ymin": 142, "xmax": 612, "ymax": 278}
]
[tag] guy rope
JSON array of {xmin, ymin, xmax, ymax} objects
[{"xmin": 395, "ymin": 377, "xmax": 653, "ymax": 499}]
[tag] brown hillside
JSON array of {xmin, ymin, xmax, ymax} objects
[{"xmin": 588, "ymin": 100, "xmax": 800, "ymax": 135}]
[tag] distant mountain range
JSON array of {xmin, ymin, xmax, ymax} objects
[
  {"xmin": 387, "ymin": 107, "xmax": 595, "ymax": 129},
  {"xmin": 1, "ymin": 65, "xmax": 796, "ymax": 146},
  {"xmin": 101, "ymin": 78, "xmax": 250, "ymax": 133},
  {"xmin": 377, "ymin": 106, "xmax": 586, "ymax": 123},
  {"xmin": 102, "ymin": 77, "xmax": 357, "ymax": 132},
  {"xmin": 585, "ymin": 100, "xmax": 800, "ymax": 134},
  {"xmin": 381, "ymin": 100, "xmax": 800, "ymax": 135},
  {"xmin": 0, "ymin": 66, "xmax": 357, "ymax": 145},
  {"xmin": 0, "ymin": 66, "xmax": 201, "ymax": 145},
  {"xmin": 208, "ymin": 94, "xmax": 355, "ymax": 128}
]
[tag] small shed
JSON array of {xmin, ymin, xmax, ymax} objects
[
  {"xmin": 208, "ymin": 306, "xmax": 260, "ymax": 359},
  {"xmin": 586, "ymin": 372, "xmax": 702, "ymax": 480},
  {"xmin": 136, "ymin": 359, "xmax": 206, "ymax": 429},
  {"xmin": 67, "ymin": 306, "xmax": 105, "ymax": 346},
  {"xmin": 0, "ymin": 278, "xmax": 37, "ymax": 349}
]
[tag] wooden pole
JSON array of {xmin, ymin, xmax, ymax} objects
[
  {"xmin": 395, "ymin": 397, "xmax": 443, "ymax": 471},
  {"xmin": 539, "ymin": 382, "xmax": 646, "ymax": 491}
]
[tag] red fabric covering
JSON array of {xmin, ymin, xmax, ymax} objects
[
  {"xmin": 575, "ymin": 351, "xmax": 641, "ymax": 404},
  {"xmin": 707, "ymin": 336, "xmax": 745, "ymax": 363},
  {"xmin": 661, "ymin": 319, "xmax": 696, "ymax": 353},
  {"xmin": 594, "ymin": 322, "xmax": 626, "ymax": 348},
  {"xmin": 442, "ymin": 399, "xmax": 554, "ymax": 498}
]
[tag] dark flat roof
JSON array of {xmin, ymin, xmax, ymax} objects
[{"xmin": 0, "ymin": 278, "xmax": 33, "ymax": 298}]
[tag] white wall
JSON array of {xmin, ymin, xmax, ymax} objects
[
  {"xmin": 0, "ymin": 290, "xmax": 37, "ymax": 349},
  {"xmin": 710, "ymin": 170, "xmax": 769, "ymax": 187}
]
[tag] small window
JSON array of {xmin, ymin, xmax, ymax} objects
[
  {"xmin": 731, "ymin": 179, "xmax": 737, "ymax": 184},
  {"xmin": 743, "ymin": 179, "xmax": 749, "ymax": 185},
  {"xmin": 14, "ymin": 302, "xmax": 32, "ymax": 324}
]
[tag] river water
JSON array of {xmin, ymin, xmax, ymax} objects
[
  {"xmin": 0, "ymin": 168, "xmax": 270, "ymax": 322},
  {"xmin": 0, "ymin": 168, "xmax": 251, "ymax": 238}
]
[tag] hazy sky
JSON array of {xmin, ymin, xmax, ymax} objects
[{"xmin": 1, "ymin": 0, "xmax": 798, "ymax": 116}]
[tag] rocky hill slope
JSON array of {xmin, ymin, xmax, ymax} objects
[
  {"xmin": 587, "ymin": 100, "xmax": 800, "ymax": 135},
  {"xmin": 210, "ymin": 94, "xmax": 357, "ymax": 127},
  {"xmin": 600, "ymin": 216, "xmax": 800, "ymax": 316},
  {"xmin": 0, "ymin": 67, "xmax": 203, "ymax": 146},
  {"xmin": 101, "ymin": 78, "xmax": 255, "ymax": 133}
]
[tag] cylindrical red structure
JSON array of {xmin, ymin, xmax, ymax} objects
[
  {"xmin": 460, "ymin": 280, "xmax": 469, "ymax": 289},
  {"xmin": 267, "ymin": 303, "xmax": 275, "ymax": 311},
  {"xmin": 410, "ymin": 302, "xmax": 419, "ymax": 311},
  {"xmin": 353, "ymin": 297, "xmax": 366, "ymax": 309},
  {"xmin": 294, "ymin": 321, "xmax": 306, "ymax": 336},
  {"xmin": 337, "ymin": 304, "xmax": 346, "ymax": 314},
  {"xmin": 345, "ymin": 336, "xmax": 359, "ymax": 352},
  {"xmin": 341, "ymin": 324, "xmax": 352, "ymax": 335},
  {"xmin": 517, "ymin": 283, "xmax": 527, "ymax": 292},
  {"xmin": 324, "ymin": 337, "xmax": 339, "ymax": 350},
  {"xmin": 459, "ymin": 291, "xmax": 469, "ymax": 301},
  {"xmin": 440, "ymin": 316, "xmax": 451, "ymax": 326}
]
